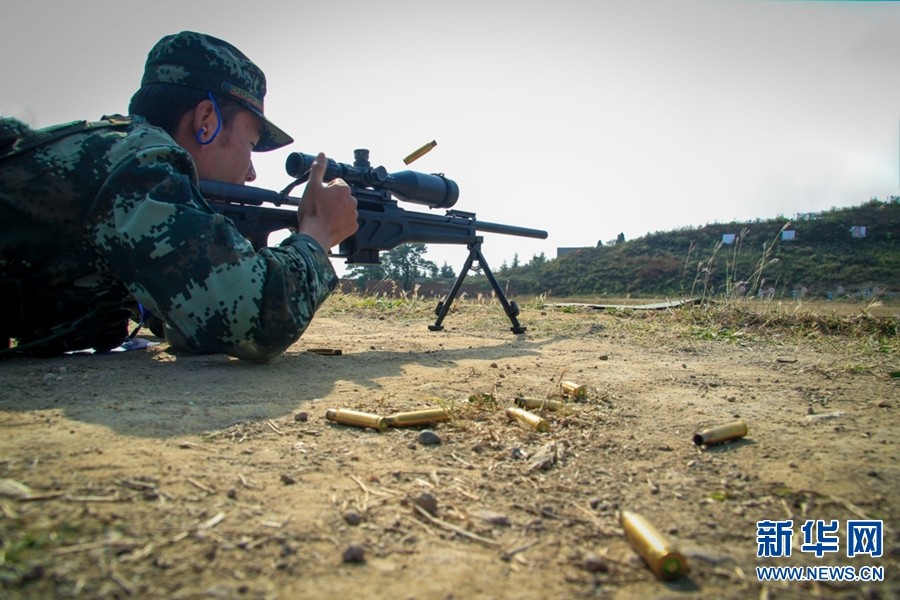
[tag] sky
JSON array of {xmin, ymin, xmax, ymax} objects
[{"xmin": 2, "ymin": 0, "xmax": 898, "ymax": 277}]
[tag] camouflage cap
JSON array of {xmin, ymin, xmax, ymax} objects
[{"xmin": 141, "ymin": 31, "xmax": 293, "ymax": 152}]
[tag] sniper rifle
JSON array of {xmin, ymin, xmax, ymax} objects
[{"xmin": 200, "ymin": 149, "xmax": 548, "ymax": 333}]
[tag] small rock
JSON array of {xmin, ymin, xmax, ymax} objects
[
  {"xmin": 418, "ymin": 430, "xmax": 442, "ymax": 446},
  {"xmin": 280, "ymin": 473, "xmax": 297, "ymax": 485},
  {"xmin": 474, "ymin": 509, "xmax": 510, "ymax": 527},
  {"xmin": 582, "ymin": 553, "xmax": 609, "ymax": 573},
  {"xmin": 294, "ymin": 411, "xmax": 309, "ymax": 422},
  {"xmin": 226, "ymin": 488, "xmax": 237, "ymax": 500},
  {"xmin": 805, "ymin": 411, "xmax": 844, "ymax": 423},
  {"xmin": 414, "ymin": 492, "xmax": 439, "ymax": 516},
  {"xmin": 342, "ymin": 543, "xmax": 366, "ymax": 564},
  {"xmin": 343, "ymin": 510, "xmax": 362, "ymax": 526}
]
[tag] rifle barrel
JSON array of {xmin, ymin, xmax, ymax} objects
[{"xmin": 475, "ymin": 219, "xmax": 548, "ymax": 240}]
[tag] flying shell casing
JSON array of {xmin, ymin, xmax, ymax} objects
[
  {"xmin": 693, "ymin": 420, "xmax": 748, "ymax": 446},
  {"xmin": 620, "ymin": 510, "xmax": 688, "ymax": 581},
  {"xmin": 505, "ymin": 407, "xmax": 550, "ymax": 433},
  {"xmin": 386, "ymin": 408, "xmax": 450, "ymax": 427},
  {"xmin": 403, "ymin": 140, "xmax": 437, "ymax": 165},
  {"xmin": 561, "ymin": 380, "xmax": 588, "ymax": 399},
  {"xmin": 325, "ymin": 408, "xmax": 388, "ymax": 431},
  {"xmin": 514, "ymin": 397, "xmax": 565, "ymax": 411}
]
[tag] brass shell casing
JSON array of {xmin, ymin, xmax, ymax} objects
[
  {"xmin": 514, "ymin": 397, "xmax": 565, "ymax": 411},
  {"xmin": 693, "ymin": 420, "xmax": 748, "ymax": 446},
  {"xmin": 561, "ymin": 380, "xmax": 587, "ymax": 399},
  {"xmin": 386, "ymin": 408, "xmax": 450, "ymax": 427},
  {"xmin": 620, "ymin": 510, "xmax": 688, "ymax": 581},
  {"xmin": 505, "ymin": 407, "xmax": 550, "ymax": 433},
  {"xmin": 325, "ymin": 409, "xmax": 388, "ymax": 431},
  {"xmin": 403, "ymin": 140, "xmax": 437, "ymax": 165}
]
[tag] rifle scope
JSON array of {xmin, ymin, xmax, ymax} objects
[{"xmin": 285, "ymin": 149, "xmax": 459, "ymax": 210}]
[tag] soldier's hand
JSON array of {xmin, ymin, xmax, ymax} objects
[{"xmin": 297, "ymin": 152, "xmax": 358, "ymax": 250}]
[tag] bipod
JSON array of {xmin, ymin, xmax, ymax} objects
[{"xmin": 429, "ymin": 237, "xmax": 526, "ymax": 334}]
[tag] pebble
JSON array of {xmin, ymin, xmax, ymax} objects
[
  {"xmin": 342, "ymin": 543, "xmax": 366, "ymax": 563},
  {"xmin": 805, "ymin": 411, "xmax": 844, "ymax": 423},
  {"xmin": 418, "ymin": 430, "xmax": 442, "ymax": 446},
  {"xmin": 280, "ymin": 473, "xmax": 297, "ymax": 485},
  {"xmin": 294, "ymin": 411, "xmax": 309, "ymax": 422},
  {"xmin": 582, "ymin": 553, "xmax": 609, "ymax": 573},
  {"xmin": 343, "ymin": 510, "xmax": 362, "ymax": 526},
  {"xmin": 475, "ymin": 509, "xmax": 510, "ymax": 527},
  {"xmin": 414, "ymin": 492, "xmax": 438, "ymax": 516}
]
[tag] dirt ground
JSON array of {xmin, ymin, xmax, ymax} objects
[{"xmin": 0, "ymin": 296, "xmax": 897, "ymax": 599}]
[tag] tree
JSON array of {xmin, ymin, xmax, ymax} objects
[
  {"xmin": 387, "ymin": 244, "xmax": 436, "ymax": 290},
  {"xmin": 511, "ymin": 253, "xmax": 520, "ymax": 268},
  {"xmin": 344, "ymin": 262, "xmax": 386, "ymax": 286},
  {"xmin": 616, "ymin": 232, "xmax": 625, "ymax": 245},
  {"xmin": 529, "ymin": 252, "xmax": 547, "ymax": 266},
  {"xmin": 439, "ymin": 262, "xmax": 456, "ymax": 278},
  {"xmin": 345, "ymin": 243, "xmax": 437, "ymax": 290}
]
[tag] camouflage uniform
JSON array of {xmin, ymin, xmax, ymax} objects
[{"xmin": 0, "ymin": 32, "xmax": 338, "ymax": 361}]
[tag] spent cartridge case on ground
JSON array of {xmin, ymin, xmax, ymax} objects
[
  {"xmin": 307, "ymin": 348, "xmax": 343, "ymax": 356},
  {"xmin": 514, "ymin": 397, "xmax": 565, "ymax": 411},
  {"xmin": 693, "ymin": 420, "xmax": 748, "ymax": 446},
  {"xmin": 386, "ymin": 408, "xmax": 450, "ymax": 427},
  {"xmin": 505, "ymin": 406, "xmax": 550, "ymax": 433},
  {"xmin": 561, "ymin": 380, "xmax": 587, "ymax": 399},
  {"xmin": 620, "ymin": 510, "xmax": 688, "ymax": 581},
  {"xmin": 325, "ymin": 409, "xmax": 388, "ymax": 431}
]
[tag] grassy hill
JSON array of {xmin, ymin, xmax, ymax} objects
[{"xmin": 491, "ymin": 197, "xmax": 900, "ymax": 300}]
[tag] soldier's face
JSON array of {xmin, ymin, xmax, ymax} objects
[{"xmin": 196, "ymin": 110, "xmax": 261, "ymax": 184}]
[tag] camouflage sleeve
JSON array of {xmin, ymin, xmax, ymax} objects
[{"xmin": 88, "ymin": 131, "xmax": 338, "ymax": 361}]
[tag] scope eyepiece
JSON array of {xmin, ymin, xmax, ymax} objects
[
  {"xmin": 284, "ymin": 151, "xmax": 458, "ymax": 210},
  {"xmin": 285, "ymin": 152, "xmax": 388, "ymax": 187}
]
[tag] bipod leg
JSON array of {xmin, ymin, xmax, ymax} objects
[
  {"xmin": 472, "ymin": 243, "xmax": 526, "ymax": 334},
  {"xmin": 429, "ymin": 239, "xmax": 526, "ymax": 334},
  {"xmin": 429, "ymin": 242, "xmax": 477, "ymax": 331}
]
